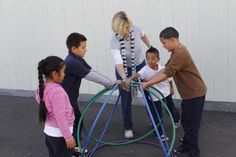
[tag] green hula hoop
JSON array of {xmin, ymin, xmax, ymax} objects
[{"xmin": 77, "ymin": 83, "xmax": 176, "ymax": 156}]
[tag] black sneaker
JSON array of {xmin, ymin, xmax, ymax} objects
[
  {"xmin": 72, "ymin": 151, "xmax": 81, "ymax": 157},
  {"xmin": 172, "ymin": 151, "xmax": 192, "ymax": 157},
  {"xmin": 179, "ymin": 138, "xmax": 184, "ymax": 143},
  {"xmin": 175, "ymin": 144, "xmax": 189, "ymax": 153},
  {"xmin": 74, "ymin": 147, "xmax": 88, "ymax": 153},
  {"xmin": 160, "ymin": 134, "xmax": 169, "ymax": 142},
  {"xmin": 72, "ymin": 147, "xmax": 88, "ymax": 157}
]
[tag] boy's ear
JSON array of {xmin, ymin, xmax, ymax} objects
[
  {"xmin": 171, "ymin": 37, "xmax": 178, "ymax": 43},
  {"xmin": 71, "ymin": 46, "xmax": 76, "ymax": 52},
  {"xmin": 160, "ymin": 37, "xmax": 164, "ymax": 42}
]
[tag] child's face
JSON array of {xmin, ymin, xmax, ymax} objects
[
  {"xmin": 50, "ymin": 65, "xmax": 65, "ymax": 83},
  {"xmin": 160, "ymin": 38, "xmax": 175, "ymax": 52},
  {"xmin": 72, "ymin": 41, "xmax": 87, "ymax": 58},
  {"xmin": 146, "ymin": 52, "xmax": 159, "ymax": 69}
]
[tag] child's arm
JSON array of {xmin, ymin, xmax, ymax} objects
[
  {"xmin": 169, "ymin": 80, "xmax": 174, "ymax": 95},
  {"xmin": 142, "ymin": 69, "xmax": 168, "ymax": 89},
  {"xmin": 125, "ymin": 73, "xmax": 141, "ymax": 85},
  {"xmin": 50, "ymin": 89, "xmax": 76, "ymax": 147},
  {"xmin": 125, "ymin": 66, "xmax": 147, "ymax": 85},
  {"xmin": 84, "ymin": 69, "xmax": 115, "ymax": 88}
]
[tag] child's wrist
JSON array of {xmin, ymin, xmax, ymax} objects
[
  {"xmin": 122, "ymin": 78, "xmax": 127, "ymax": 82},
  {"xmin": 146, "ymin": 81, "xmax": 151, "ymax": 87},
  {"xmin": 122, "ymin": 76, "xmax": 127, "ymax": 81}
]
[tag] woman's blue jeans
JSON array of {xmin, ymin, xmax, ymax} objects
[{"xmin": 115, "ymin": 60, "xmax": 146, "ymax": 130}]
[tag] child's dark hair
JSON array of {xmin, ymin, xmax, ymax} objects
[
  {"xmin": 37, "ymin": 56, "xmax": 64, "ymax": 123},
  {"xmin": 66, "ymin": 32, "xmax": 87, "ymax": 51},
  {"xmin": 159, "ymin": 27, "xmax": 179, "ymax": 39},
  {"xmin": 146, "ymin": 46, "xmax": 160, "ymax": 58}
]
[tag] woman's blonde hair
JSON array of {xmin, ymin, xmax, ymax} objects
[{"xmin": 111, "ymin": 11, "xmax": 132, "ymax": 36}]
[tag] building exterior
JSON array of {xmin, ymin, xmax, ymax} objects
[{"xmin": 0, "ymin": 0, "xmax": 236, "ymax": 103}]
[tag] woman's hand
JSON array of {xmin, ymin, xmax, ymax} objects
[{"xmin": 121, "ymin": 78, "xmax": 130, "ymax": 92}]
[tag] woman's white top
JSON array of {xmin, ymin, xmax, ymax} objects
[{"xmin": 110, "ymin": 25, "xmax": 145, "ymax": 67}]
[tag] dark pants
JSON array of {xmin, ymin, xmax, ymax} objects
[
  {"xmin": 146, "ymin": 94, "xmax": 180, "ymax": 135},
  {"xmin": 115, "ymin": 60, "xmax": 146, "ymax": 130},
  {"xmin": 181, "ymin": 95, "xmax": 205, "ymax": 157},
  {"xmin": 71, "ymin": 101, "xmax": 83, "ymax": 145},
  {"xmin": 145, "ymin": 95, "xmax": 163, "ymax": 135},
  {"xmin": 45, "ymin": 134, "xmax": 72, "ymax": 157},
  {"xmin": 165, "ymin": 94, "xmax": 180, "ymax": 123}
]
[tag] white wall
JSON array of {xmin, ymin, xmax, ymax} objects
[{"xmin": 0, "ymin": 0, "xmax": 235, "ymax": 102}]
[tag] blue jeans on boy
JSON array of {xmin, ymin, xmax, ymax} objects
[
  {"xmin": 71, "ymin": 101, "xmax": 83, "ymax": 145},
  {"xmin": 145, "ymin": 93, "xmax": 180, "ymax": 136},
  {"xmin": 115, "ymin": 60, "xmax": 146, "ymax": 130}
]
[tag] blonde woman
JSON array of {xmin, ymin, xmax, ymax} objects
[{"xmin": 109, "ymin": 11, "xmax": 151, "ymax": 139}]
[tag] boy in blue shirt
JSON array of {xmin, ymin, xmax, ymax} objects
[{"xmin": 62, "ymin": 32, "xmax": 115, "ymax": 156}]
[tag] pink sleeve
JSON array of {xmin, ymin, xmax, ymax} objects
[{"xmin": 49, "ymin": 89, "xmax": 74, "ymax": 141}]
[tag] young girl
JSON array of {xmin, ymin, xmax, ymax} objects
[{"xmin": 36, "ymin": 56, "xmax": 76, "ymax": 157}]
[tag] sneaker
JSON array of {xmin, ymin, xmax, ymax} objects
[
  {"xmin": 74, "ymin": 147, "xmax": 88, "ymax": 153},
  {"xmin": 72, "ymin": 151, "xmax": 81, "ymax": 157},
  {"xmin": 124, "ymin": 130, "xmax": 134, "ymax": 139},
  {"xmin": 175, "ymin": 144, "xmax": 189, "ymax": 153},
  {"xmin": 179, "ymin": 137, "xmax": 184, "ymax": 143},
  {"xmin": 160, "ymin": 134, "xmax": 169, "ymax": 142},
  {"xmin": 172, "ymin": 149, "xmax": 191, "ymax": 157},
  {"xmin": 175, "ymin": 119, "xmax": 181, "ymax": 128}
]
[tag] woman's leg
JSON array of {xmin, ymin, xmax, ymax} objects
[{"xmin": 115, "ymin": 70, "xmax": 133, "ymax": 130}]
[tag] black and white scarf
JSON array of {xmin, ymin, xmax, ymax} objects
[
  {"xmin": 116, "ymin": 28, "xmax": 136, "ymax": 78},
  {"xmin": 116, "ymin": 27, "xmax": 137, "ymax": 96}
]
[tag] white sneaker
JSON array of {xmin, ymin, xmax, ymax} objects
[
  {"xmin": 160, "ymin": 134, "xmax": 169, "ymax": 142},
  {"xmin": 124, "ymin": 130, "xmax": 134, "ymax": 139}
]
